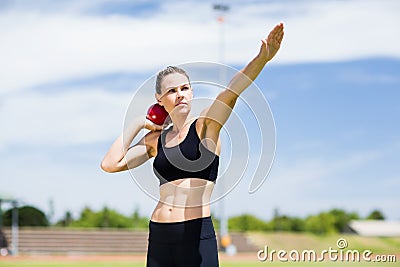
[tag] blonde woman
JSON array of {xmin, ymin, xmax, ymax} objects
[{"xmin": 101, "ymin": 22, "xmax": 284, "ymax": 267}]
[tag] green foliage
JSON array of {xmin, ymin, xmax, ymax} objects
[
  {"xmin": 2, "ymin": 205, "xmax": 49, "ymax": 227},
  {"xmin": 11, "ymin": 202, "xmax": 383, "ymax": 235},
  {"xmin": 290, "ymin": 217, "xmax": 306, "ymax": 232},
  {"xmin": 366, "ymin": 209, "xmax": 385, "ymax": 220},
  {"xmin": 271, "ymin": 215, "xmax": 305, "ymax": 232},
  {"xmin": 303, "ymin": 209, "xmax": 360, "ymax": 234},
  {"xmin": 55, "ymin": 211, "xmax": 73, "ymax": 227},
  {"xmin": 131, "ymin": 207, "xmax": 150, "ymax": 229},
  {"xmin": 228, "ymin": 214, "xmax": 271, "ymax": 232},
  {"xmin": 329, "ymin": 208, "xmax": 359, "ymax": 232},
  {"xmin": 55, "ymin": 206, "xmax": 149, "ymax": 229},
  {"xmin": 304, "ymin": 212, "xmax": 337, "ymax": 234},
  {"xmin": 224, "ymin": 208, "xmax": 366, "ymax": 234}
]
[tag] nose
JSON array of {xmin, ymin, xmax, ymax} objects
[{"xmin": 176, "ymin": 89, "xmax": 184, "ymax": 99}]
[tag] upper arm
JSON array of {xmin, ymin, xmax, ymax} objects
[
  {"xmin": 201, "ymin": 88, "xmax": 238, "ymax": 133},
  {"xmin": 111, "ymin": 131, "xmax": 160, "ymax": 172}
]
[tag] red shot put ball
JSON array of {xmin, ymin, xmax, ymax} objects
[{"xmin": 146, "ymin": 103, "xmax": 169, "ymax": 125}]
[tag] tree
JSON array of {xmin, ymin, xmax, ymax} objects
[
  {"xmin": 69, "ymin": 206, "xmax": 136, "ymax": 228},
  {"xmin": 56, "ymin": 211, "xmax": 73, "ymax": 227},
  {"xmin": 228, "ymin": 214, "xmax": 270, "ymax": 232},
  {"xmin": 2, "ymin": 206, "xmax": 49, "ymax": 227},
  {"xmin": 366, "ymin": 209, "xmax": 385, "ymax": 220},
  {"xmin": 304, "ymin": 212, "xmax": 336, "ymax": 234},
  {"xmin": 271, "ymin": 215, "xmax": 295, "ymax": 231},
  {"xmin": 289, "ymin": 217, "xmax": 306, "ymax": 232},
  {"xmin": 328, "ymin": 209, "xmax": 359, "ymax": 232},
  {"xmin": 131, "ymin": 208, "xmax": 149, "ymax": 229}
]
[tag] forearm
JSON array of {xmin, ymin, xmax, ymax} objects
[
  {"xmin": 227, "ymin": 54, "xmax": 269, "ymax": 96},
  {"xmin": 205, "ymin": 54, "xmax": 269, "ymax": 129},
  {"xmin": 205, "ymin": 23, "xmax": 283, "ymax": 131},
  {"xmin": 101, "ymin": 116, "xmax": 145, "ymax": 171}
]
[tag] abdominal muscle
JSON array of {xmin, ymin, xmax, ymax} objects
[{"xmin": 150, "ymin": 178, "xmax": 215, "ymax": 223}]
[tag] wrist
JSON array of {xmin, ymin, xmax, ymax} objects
[{"xmin": 256, "ymin": 53, "xmax": 270, "ymax": 65}]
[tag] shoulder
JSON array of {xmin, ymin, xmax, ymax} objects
[{"xmin": 196, "ymin": 107, "xmax": 220, "ymax": 137}]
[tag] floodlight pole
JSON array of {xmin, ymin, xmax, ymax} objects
[
  {"xmin": 213, "ymin": 3, "xmax": 230, "ymax": 251},
  {"xmin": 11, "ymin": 200, "xmax": 18, "ymax": 256},
  {"xmin": 0, "ymin": 199, "xmax": 2, "ymax": 228}
]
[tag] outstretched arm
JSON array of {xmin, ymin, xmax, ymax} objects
[{"xmin": 202, "ymin": 22, "xmax": 284, "ymax": 133}]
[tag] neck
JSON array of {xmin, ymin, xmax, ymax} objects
[{"xmin": 170, "ymin": 113, "xmax": 190, "ymax": 133}]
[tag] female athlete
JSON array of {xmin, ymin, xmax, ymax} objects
[{"xmin": 101, "ymin": 22, "xmax": 284, "ymax": 267}]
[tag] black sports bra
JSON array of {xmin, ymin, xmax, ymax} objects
[{"xmin": 153, "ymin": 119, "xmax": 219, "ymax": 186}]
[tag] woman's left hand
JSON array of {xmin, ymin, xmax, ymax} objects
[{"xmin": 259, "ymin": 22, "xmax": 284, "ymax": 62}]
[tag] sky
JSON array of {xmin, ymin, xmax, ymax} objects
[{"xmin": 1, "ymin": 0, "xmax": 399, "ymax": 223}]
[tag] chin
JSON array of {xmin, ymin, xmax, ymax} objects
[{"xmin": 172, "ymin": 105, "xmax": 191, "ymax": 115}]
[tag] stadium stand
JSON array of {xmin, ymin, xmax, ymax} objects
[
  {"xmin": 348, "ymin": 220, "xmax": 400, "ymax": 237},
  {"xmin": 2, "ymin": 227, "xmax": 257, "ymax": 255}
]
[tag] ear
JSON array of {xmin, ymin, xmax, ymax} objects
[{"xmin": 155, "ymin": 93, "xmax": 163, "ymax": 106}]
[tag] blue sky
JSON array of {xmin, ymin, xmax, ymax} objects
[{"xmin": 1, "ymin": 0, "xmax": 399, "ymax": 222}]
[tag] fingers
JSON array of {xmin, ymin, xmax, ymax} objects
[
  {"xmin": 269, "ymin": 23, "xmax": 284, "ymax": 39},
  {"xmin": 266, "ymin": 22, "xmax": 284, "ymax": 47},
  {"xmin": 145, "ymin": 118, "xmax": 164, "ymax": 131}
]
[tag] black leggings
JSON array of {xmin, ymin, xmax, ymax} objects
[{"xmin": 146, "ymin": 216, "xmax": 219, "ymax": 267}]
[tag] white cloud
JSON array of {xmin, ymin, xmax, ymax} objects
[
  {"xmin": 0, "ymin": 87, "xmax": 134, "ymax": 148},
  {"xmin": 0, "ymin": 0, "xmax": 399, "ymax": 94}
]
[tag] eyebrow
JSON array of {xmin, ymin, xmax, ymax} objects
[{"xmin": 165, "ymin": 82, "xmax": 190, "ymax": 90}]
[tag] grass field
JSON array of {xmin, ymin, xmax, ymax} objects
[
  {"xmin": 1, "ymin": 233, "xmax": 397, "ymax": 266},
  {"xmin": 247, "ymin": 232, "xmax": 400, "ymax": 254},
  {"xmin": 0, "ymin": 251, "xmax": 397, "ymax": 267},
  {"xmin": 0, "ymin": 260, "xmax": 397, "ymax": 267}
]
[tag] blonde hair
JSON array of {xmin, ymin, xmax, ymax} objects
[{"xmin": 155, "ymin": 66, "xmax": 190, "ymax": 94}]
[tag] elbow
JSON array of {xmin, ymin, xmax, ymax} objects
[{"xmin": 100, "ymin": 160, "xmax": 119, "ymax": 173}]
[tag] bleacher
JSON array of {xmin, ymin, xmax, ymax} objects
[
  {"xmin": 348, "ymin": 220, "xmax": 400, "ymax": 237},
  {"xmin": 3, "ymin": 227, "xmax": 148, "ymax": 254},
  {"xmin": 2, "ymin": 227, "xmax": 257, "ymax": 254}
]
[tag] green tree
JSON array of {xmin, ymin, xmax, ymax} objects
[
  {"xmin": 228, "ymin": 214, "xmax": 270, "ymax": 232},
  {"xmin": 131, "ymin": 208, "xmax": 149, "ymax": 229},
  {"xmin": 271, "ymin": 215, "xmax": 294, "ymax": 231},
  {"xmin": 70, "ymin": 206, "xmax": 135, "ymax": 228},
  {"xmin": 56, "ymin": 211, "xmax": 73, "ymax": 227},
  {"xmin": 3, "ymin": 206, "xmax": 49, "ymax": 227},
  {"xmin": 70, "ymin": 206, "xmax": 97, "ymax": 227},
  {"xmin": 289, "ymin": 217, "xmax": 306, "ymax": 232},
  {"xmin": 366, "ymin": 209, "xmax": 385, "ymax": 220},
  {"xmin": 304, "ymin": 212, "xmax": 336, "ymax": 234},
  {"xmin": 328, "ymin": 209, "xmax": 359, "ymax": 232}
]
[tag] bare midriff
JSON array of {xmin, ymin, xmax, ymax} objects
[{"xmin": 150, "ymin": 178, "xmax": 215, "ymax": 223}]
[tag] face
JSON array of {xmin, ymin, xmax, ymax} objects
[{"xmin": 156, "ymin": 73, "xmax": 193, "ymax": 115}]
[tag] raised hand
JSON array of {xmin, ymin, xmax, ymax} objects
[{"xmin": 259, "ymin": 22, "xmax": 284, "ymax": 62}]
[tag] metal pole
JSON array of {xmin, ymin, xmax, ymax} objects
[
  {"xmin": 213, "ymin": 3, "xmax": 231, "ymax": 253},
  {"xmin": 11, "ymin": 200, "xmax": 18, "ymax": 256},
  {"xmin": 0, "ymin": 199, "xmax": 3, "ymax": 228}
]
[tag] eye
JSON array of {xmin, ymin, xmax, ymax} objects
[
  {"xmin": 168, "ymin": 88, "xmax": 176, "ymax": 93},
  {"xmin": 182, "ymin": 86, "xmax": 190, "ymax": 90}
]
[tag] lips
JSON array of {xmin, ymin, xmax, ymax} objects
[{"xmin": 175, "ymin": 102, "xmax": 187, "ymax": 106}]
